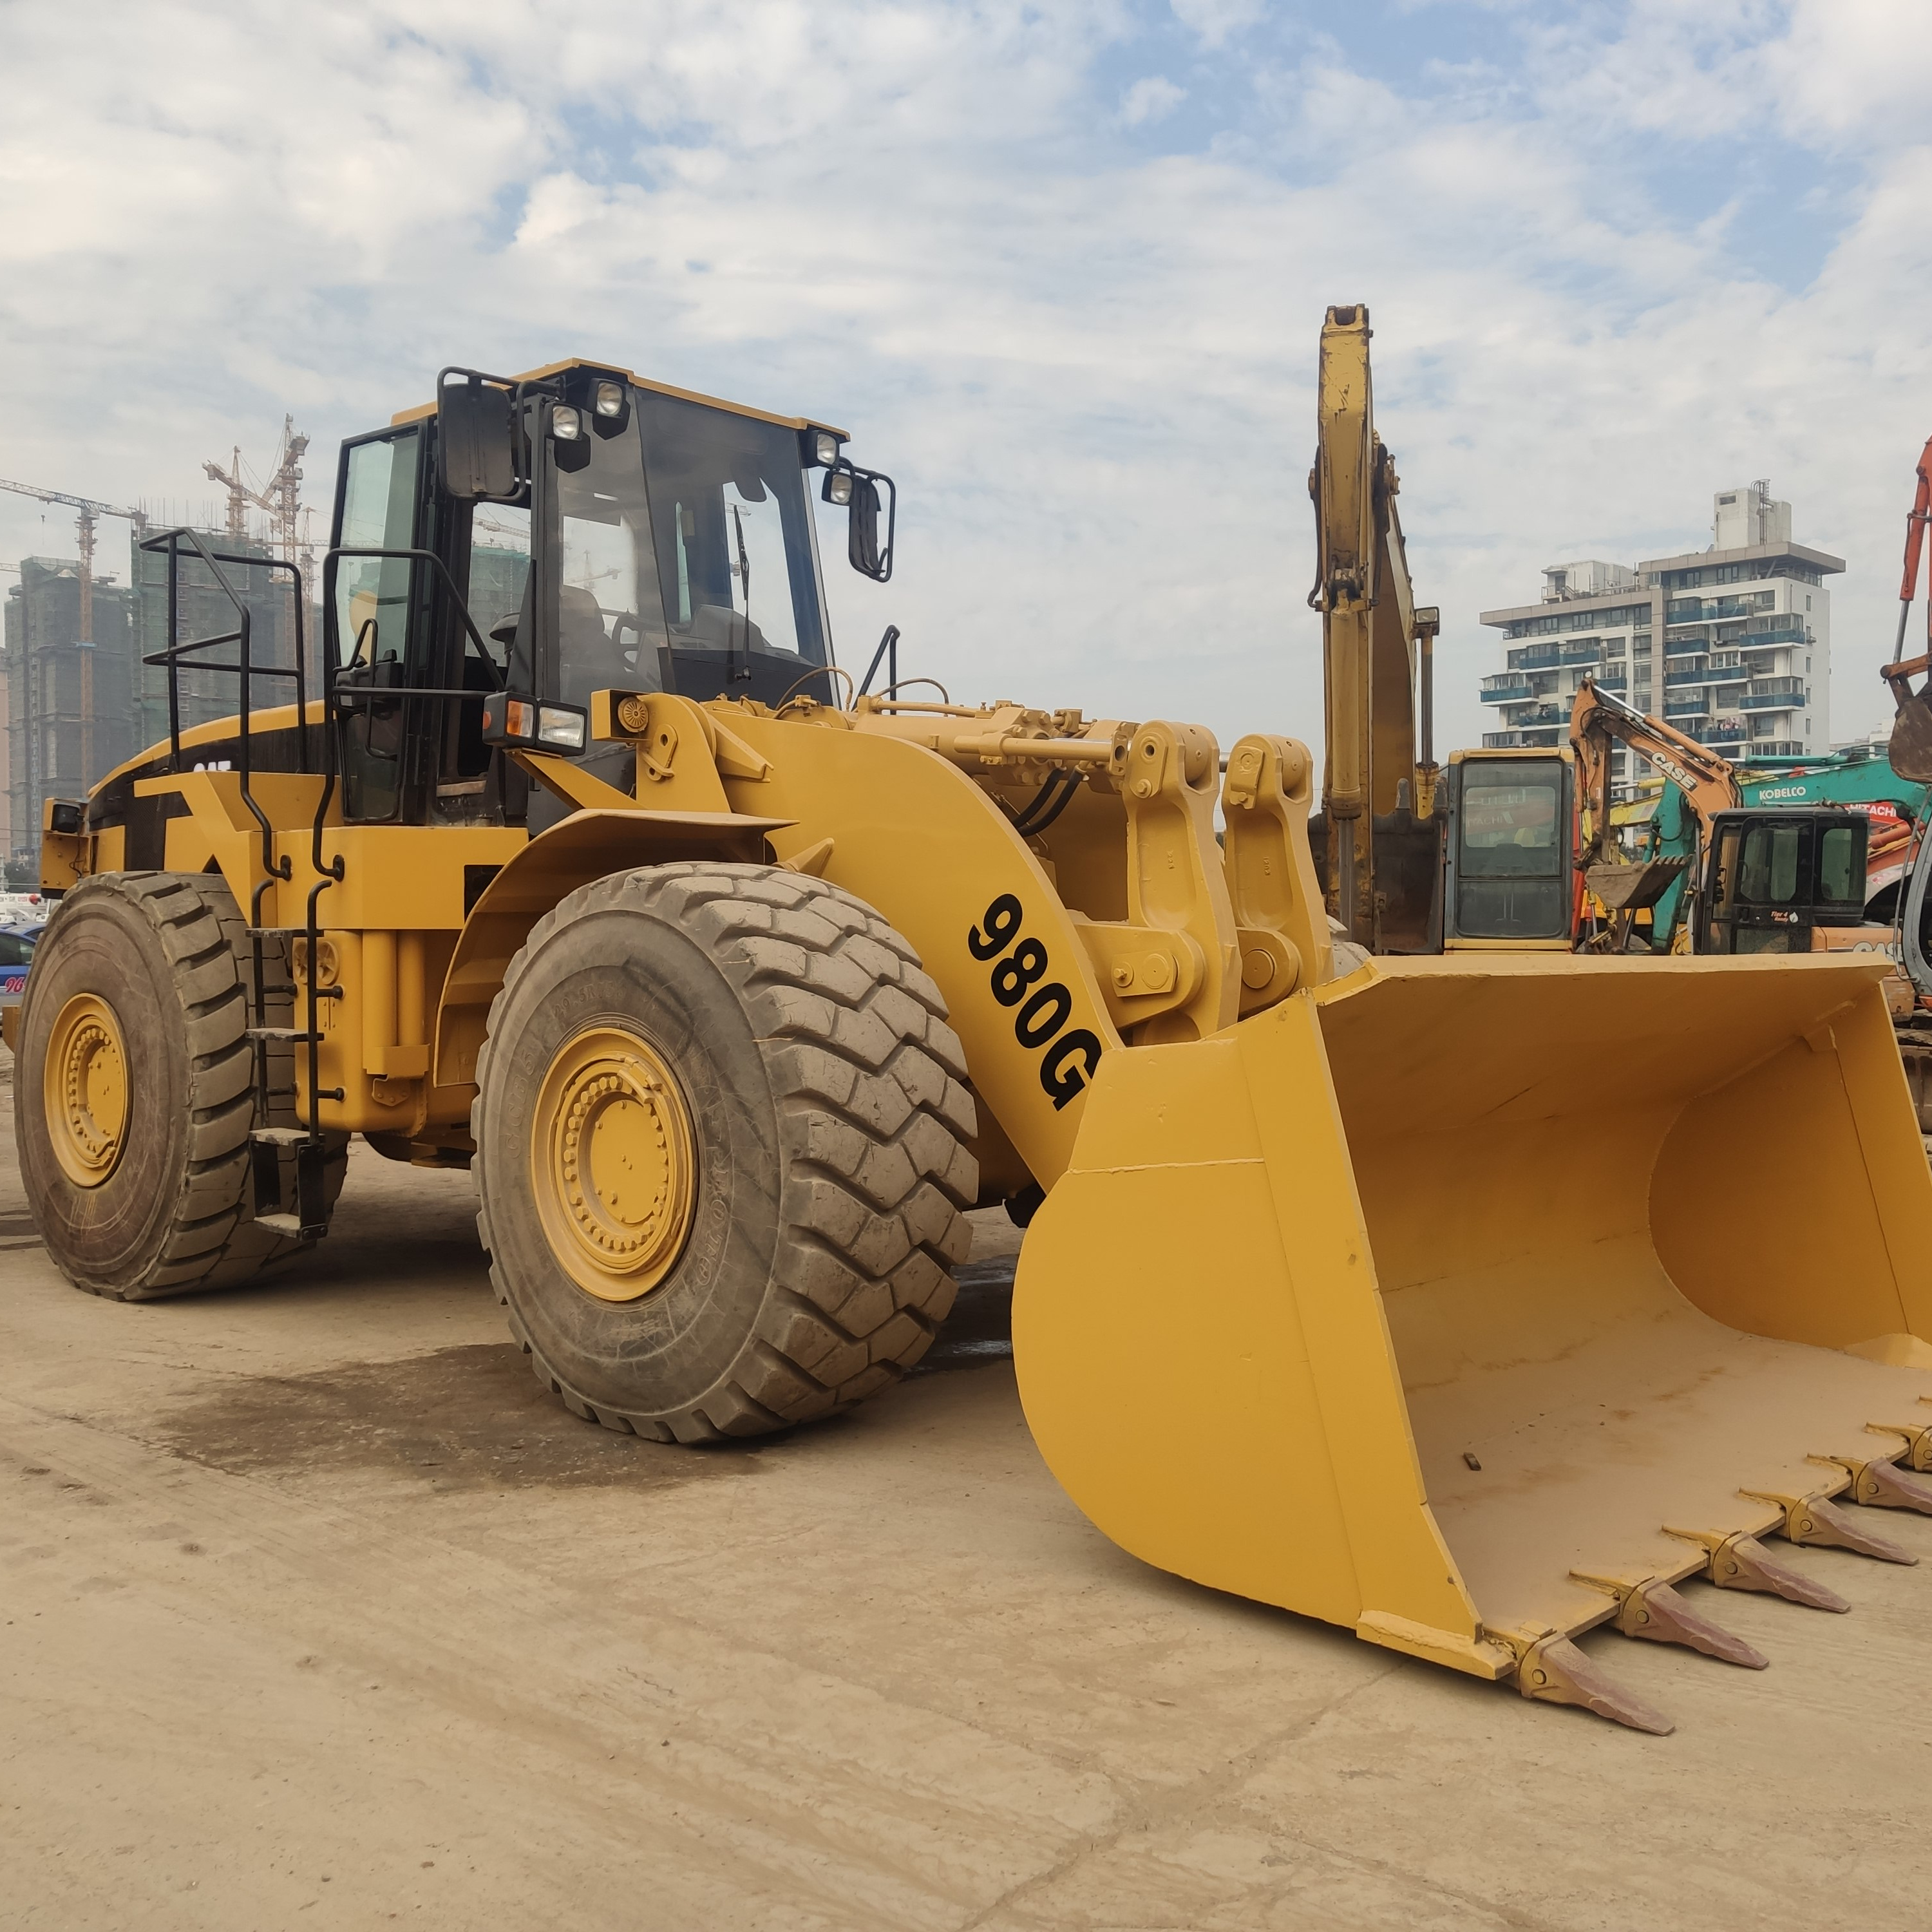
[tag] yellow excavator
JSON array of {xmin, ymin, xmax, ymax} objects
[
  {"xmin": 1311, "ymin": 307, "xmax": 1577, "ymax": 954},
  {"xmin": 13, "ymin": 355, "xmax": 1932, "ymax": 1734}
]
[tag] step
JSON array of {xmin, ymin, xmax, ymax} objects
[
  {"xmin": 254, "ymin": 1211, "xmax": 329, "ymax": 1240},
  {"xmin": 247, "ymin": 1027, "xmax": 319, "ymax": 1043},
  {"xmin": 249, "ymin": 1128, "xmax": 311, "ymax": 1147}
]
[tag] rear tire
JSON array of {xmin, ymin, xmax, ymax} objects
[
  {"xmin": 15, "ymin": 871, "xmax": 346, "ymax": 1300},
  {"xmin": 473, "ymin": 862, "xmax": 979, "ymax": 1441}
]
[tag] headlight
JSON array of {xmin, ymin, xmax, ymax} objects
[
  {"xmin": 594, "ymin": 381, "xmax": 625, "ymax": 418},
  {"xmin": 813, "ymin": 430, "xmax": 839, "ymax": 466},
  {"xmin": 538, "ymin": 706, "xmax": 588, "ymax": 750},
  {"xmin": 553, "ymin": 405, "xmax": 583, "ymax": 441},
  {"xmin": 826, "ymin": 469, "xmax": 854, "ymax": 506}
]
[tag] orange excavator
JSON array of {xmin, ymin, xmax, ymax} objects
[{"xmin": 1571, "ymin": 679, "xmax": 1883, "ymax": 956}]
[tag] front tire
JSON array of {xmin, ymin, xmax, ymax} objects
[{"xmin": 473, "ymin": 862, "xmax": 979, "ymax": 1441}]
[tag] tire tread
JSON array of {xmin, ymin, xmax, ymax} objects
[{"xmin": 474, "ymin": 861, "xmax": 978, "ymax": 1440}]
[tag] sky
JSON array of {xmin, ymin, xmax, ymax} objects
[{"xmin": 2, "ymin": 0, "xmax": 1929, "ymax": 760}]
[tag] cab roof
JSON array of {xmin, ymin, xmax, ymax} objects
[{"xmin": 390, "ymin": 358, "xmax": 848, "ymax": 440}]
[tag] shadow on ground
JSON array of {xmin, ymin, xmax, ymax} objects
[{"xmin": 153, "ymin": 1255, "xmax": 1018, "ymax": 1490}]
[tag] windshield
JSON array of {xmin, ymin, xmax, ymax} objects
[
  {"xmin": 549, "ymin": 413, "xmax": 667, "ymax": 710},
  {"xmin": 638, "ymin": 392, "xmax": 829, "ymax": 674},
  {"xmin": 1457, "ymin": 762, "xmax": 1566, "ymax": 879}
]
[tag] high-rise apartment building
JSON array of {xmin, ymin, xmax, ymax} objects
[
  {"xmin": 4, "ymin": 556, "xmax": 135, "ymax": 875},
  {"xmin": 1477, "ymin": 483, "xmax": 1841, "ymax": 795},
  {"xmin": 3, "ymin": 529, "xmax": 308, "ymax": 875}
]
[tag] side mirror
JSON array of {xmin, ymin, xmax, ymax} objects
[
  {"xmin": 823, "ymin": 462, "xmax": 896, "ymax": 583},
  {"xmin": 437, "ymin": 370, "xmax": 518, "ymax": 501}
]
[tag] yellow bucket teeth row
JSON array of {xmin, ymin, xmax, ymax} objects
[{"xmin": 1516, "ymin": 1432, "xmax": 1932, "ymax": 1731}]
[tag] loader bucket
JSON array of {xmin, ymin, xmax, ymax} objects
[{"xmin": 1014, "ymin": 953, "xmax": 1932, "ymax": 1720}]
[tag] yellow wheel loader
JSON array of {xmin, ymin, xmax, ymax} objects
[{"xmin": 15, "ymin": 358, "xmax": 1932, "ymax": 1733}]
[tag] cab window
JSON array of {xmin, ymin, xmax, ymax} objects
[
  {"xmin": 639, "ymin": 393, "xmax": 828, "ymax": 672},
  {"xmin": 553, "ymin": 413, "xmax": 666, "ymax": 708},
  {"xmin": 334, "ymin": 429, "xmax": 420, "ymax": 671},
  {"xmin": 1818, "ymin": 822, "xmax": 1862, "ymax": 905},
  {"xmin": 1738, "ymin": 822, "xmax": 1801, "ymax": 905}
]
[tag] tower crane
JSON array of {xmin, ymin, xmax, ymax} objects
[
  {"xmin": 203, "ymin": 415, "xmax": 312, "ymax": 573},
  {"xmin": 0, "ymin": 478, "xmax": 148, "ymax": 786}
]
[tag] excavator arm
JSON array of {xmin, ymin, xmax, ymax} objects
[
  {"xmin": 1881, "ymin": 433, "xmax": 1932, "ymax": 785},
  {"xmin": 1570, "ymin": 677, "xmax": 1741, "ymax": 862},
  {"xmin": 1569, "ymin": 677, "xmax": 1741, "ymax": 947},
  {"xmin": 1310, "ymin": 305, "xmax": 1440, "ymax": 951}
]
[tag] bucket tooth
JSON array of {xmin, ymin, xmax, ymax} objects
[
  {"xmin": 1741, "ymin": 1488, "xmax": 1918, "ymax": 1566},
  {"xmin": 1510, "ymin": 1632, "xmax": 1674, "ymax": 1735},
  {"xmin": 1863, "ymin": 1421, "xmax": 1932, "ymax": 1477},
  {"xmin": 1571, "ymin": 1571, "xmax": 1768, "ymax": 1669},
  {"xmin": 1823, "ymin": 1450, "xmax": 1932, "ymax": 1515},
  {"xmin": 1663, "ymin": 1528, "xmax": 1852, "ymax": 1613}
]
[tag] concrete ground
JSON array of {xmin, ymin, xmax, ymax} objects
[{"xmin": 3, "ymin": 1048, "xmax": 1931, "ymax": 1931}]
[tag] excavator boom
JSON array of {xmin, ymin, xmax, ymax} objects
[{"xmin": 1310, "ymin": 306, "xmax": 1439, "ymax": 951}]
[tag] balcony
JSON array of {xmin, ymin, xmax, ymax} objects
[
  {"xmin": 1705, "ymin": 723, "xmax": 1747, "ymax": 744},
  {"xmin": 1705, "ymin": 659, "xmax": 1748, "ymax": 685},
  {"xmin": 1741, "ymin": 625, "xmax": 1805, "ymax": 647},
  {"xmin": 1509, "ymin": 645, "xmax": 1561, "ymax": 671},
  {"xmin": 1664, "ymin": 668, "xmax": 1708, "ymax": 688},
  {"xmin": 1663, "ymin": 629, "xmax": 1710, "ymax": 652},
  {"xmin": 1595, "ymin": 672, "xmax": 1627, "ymax": 692},
  {"xmin": 1480, "ymin": 676, "xmax": 1533, "ymax": 704},
  {"xmin": 1558, "ymin": 643, "xmax": 1602, "ymax": 665},
  {"xmin": 1741, "ymin": 692, "xmax": 1801, "ymax": 712},
  {"xmin": 1663, "ymin": 699, "xmax": 1710, "ymax": 719},
  {"xmin": 1501, "ymin": 704, "xmax": 1567, "ymax": 728},
  {"xmin": 1482, "ymin": 728, "xmax": 1562, "ymax": 749}
]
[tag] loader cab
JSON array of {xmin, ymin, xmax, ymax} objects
[
  {"xmin": 1439, "ymin": 749, "xmax": 1577, "ymax": 949},
  {"xmin": 1693, "ymin": 808, "xmax": 1869, "ymax": 954},
  {"xmin": 325, "ymin": 361, "xmax": 862, "ymax": 828}
]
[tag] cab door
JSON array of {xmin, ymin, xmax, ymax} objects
[{"xmin": 330, "ymin": 426, "xmax": 428, "ymax": 822}]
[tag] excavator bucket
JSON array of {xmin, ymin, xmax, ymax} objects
[
  {"xmin": 1015, "ymin": 952, "xmax": 1932, "ymax": 1725},
  {"xmin": 1584, "ymin": 855, "xmax": 1688, "ymax": 914},
  {"xmin": 1886, "ymin": 686, "xmax": 1932, "ymax": 787}
]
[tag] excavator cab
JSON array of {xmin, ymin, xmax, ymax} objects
[
  {"xmin": 1694, "ymin": 808, "xmax": 1870, "ymax": 955},
  {"xmin": 1438, "ymin": 748, "xmax": 1577, "ymax": 949}
]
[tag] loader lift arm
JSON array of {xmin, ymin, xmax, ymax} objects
[{"xmin": 1309, "ymin": 305, "xmax": 1440, "ymax": 952}]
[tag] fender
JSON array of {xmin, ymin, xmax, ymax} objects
[{"xmin": 432, "ymin": 807, "xmax": 791, "ymax": 1088}]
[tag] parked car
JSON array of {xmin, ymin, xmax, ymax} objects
[{"xmin": 0, "ymin": 920, "xmax": 43, "ymax": 1007}]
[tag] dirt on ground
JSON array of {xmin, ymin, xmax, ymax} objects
[{"xmin": 4, "ymin": 1042, "xmax": 1932, "ymax": 1930}]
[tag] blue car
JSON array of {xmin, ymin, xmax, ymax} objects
[{"xmin": 0, "ymin": 921, "xmax": 43, "ymax": 1005}]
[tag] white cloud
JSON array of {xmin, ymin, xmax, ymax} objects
[
  {"xmin": 1169, "ymin": 0, "xmax": 1267, "ymax": 50},
  {"xmin": 0, "ymin": 0, "xmax": 1927, "ymax": 784},
  {"xmin": 1120, "ymin": 75, "xmax": 1186, "ymax": 127}
]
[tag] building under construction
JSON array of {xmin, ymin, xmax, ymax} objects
[{"xmin": 2, "ymin": 422, "xmax": 317, "ymax": 879}]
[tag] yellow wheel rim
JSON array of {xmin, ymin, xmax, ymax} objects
[
  {"xmin": 531, "ymin": 1025, "xmax": 698, "ymax": 1303},
  {"xmin": 44, "ymin": 992, "xmax": 129, "ymax": 1188}
]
